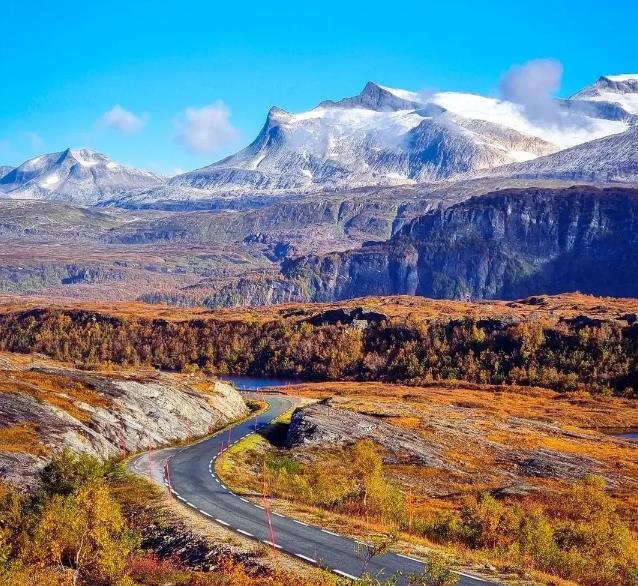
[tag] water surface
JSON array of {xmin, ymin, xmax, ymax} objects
[{"xmin": 218, "ymin": 375, "xmax": 302, "ymax": 391}]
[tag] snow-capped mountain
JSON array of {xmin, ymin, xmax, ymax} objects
[
  {"xmin": 0, "ymin": 149, "xmax": 164, "ymax": 205},
  {"xmin": 4, "ymin": 75, "xmax": 636, "ymax": 208},
  {"xmin": 0, "ymin": 166, "xmax": 13, "ymax": 179},
  {"xmin": 169, "ymin": 79, "xmax": 633, "ymax": 194},
  {"xmin": 483, "ymin": 124, "xmax": 638, "ymax": 183},
  {"xmin": 570, "ymin": 74, "xmax": 638, "ymax": 116}
]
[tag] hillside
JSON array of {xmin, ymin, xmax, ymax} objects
[
  {"xmin": 281, "ymin": 186, "xmax": 638, "ymax": 301},
  {"xmin": 484, "ymin": 125, "xmax": 638, "ymax": 182},
  {"xmin": 0, "ymin": 353, "xmax": 247, "ymax": 490}
]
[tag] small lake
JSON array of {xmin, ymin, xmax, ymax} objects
[
  {"xmin": 617, "ymin": 433, "xmax": 638, "ymax": 441},
  {"xmin": 217, "ymin": 375, "xmax": 302, "ymax": 391}
]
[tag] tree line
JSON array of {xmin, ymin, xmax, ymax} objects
[{"xmin": 0, "ymin": 308, "xmax": 636, "ymax": 395}]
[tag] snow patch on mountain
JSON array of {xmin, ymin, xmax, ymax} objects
[
  {"xmin": 430, "ymin": 91, "xmax": 626, "ymax": 148},
  {"xmin": 168, "ymin": 78, "xmax": 634, "ymax": 196},
  {"xmin": 482, "ymin": 125, "xmax": 638, "ymax": 183},
  {"xmin": 571, "ymin": 75, "xmax": 638, "ymax": 115},
  {"xmin": 605, "ymin": 74, "xmax": 638, "ymax": 82}
]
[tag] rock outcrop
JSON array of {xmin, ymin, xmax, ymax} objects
[
  {"xmin": 0, "ymin": 357, "xmax": 248, "ymax": 490},
  {"xmin": 286, "ymin": 403, "xmax": 449, "ymax": 469},
  {"xmin": 284, "ymin": 398, "xmax": 638, "ymax": 494}
]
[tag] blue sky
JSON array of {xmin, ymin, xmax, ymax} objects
[{"xmin": 1, "ymin": 0, "xmax": 636, "ymax": 174}]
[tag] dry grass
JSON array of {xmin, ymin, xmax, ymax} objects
[
  {"xmin": 281, "ymin": 380, "xmax": 638, "ymax": 431},
  {"xmin": 2, "ymin": 291, "xmax": 638, "ymax": 325},
  {"xmin": 0, "ymin": 423, "xmax": 47, "ymax": 456},
  {"xmin": 0, "ymin": 368, "xmax": 111, "ymax": 421}
]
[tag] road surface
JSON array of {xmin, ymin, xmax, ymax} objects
[{"xmin": 129, "ymin": 392, "xmax": 494, "ymax": 585}]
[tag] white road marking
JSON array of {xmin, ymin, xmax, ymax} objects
[
  {"xmin": 334, "ymin": 569, "xmax": 359, "ymax": 580},
  {"xmin": 456, "ymin": 572, "xmax": 491, "ymax": 583},
  {"xmin": 397, "ymin": 553, "xmax": 421, "ymax": 563},
  {"xmin": 134, "ymin": 399, "xmax": 424, "ymax": 585}
]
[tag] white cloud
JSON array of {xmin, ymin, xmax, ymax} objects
[
  {"xmin": 99, "ymin": 105, "xmax": 147, "ymax": 134},
  {"xmin": 175, "ymin": 100, "xmax": 241, "ymax": 154},
  {"xmin": 499, "ymin": 59, "xmax": 564, "ymax": 126}
]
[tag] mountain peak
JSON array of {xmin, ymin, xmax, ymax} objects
[
  {"xmin": 574, "ymin": 74, "xmax": 638, "ymax": 95},
  {"xmin": 319, "ymin": 81, "xmax": 424, "ymax": 112},
  {"xmin": 571, "ymin": 74, "xmax": 638, "ymax": 115},
  {"xmin": 0, "ymin": 148, "xmax": 162, "ymax": 205},
  {"xmin": 266, "ymin": 106, "xmax": 292, "ymax": 123},
  {"xmin": 58, "ymin": 148, "xmax": 105, "ymax": 167},
  {"xmin": 602, "ymin": 74, "xmax": 638, "ymax": 83},
  {"xmin": 163, "ymin": 75, "xmax": 633, "ymax": 198}
]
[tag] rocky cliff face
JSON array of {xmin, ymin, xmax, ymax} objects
[
  {"xmin": 283, "ymin": 186, "xmax": 638, "ymax": 301},
  {"xmin": 0, "ymin": 356, "xmax": 248, "ymax": 490}
]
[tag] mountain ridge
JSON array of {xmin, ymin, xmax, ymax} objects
[
  {"xmin": 480, "ymin": 125, "xmax": 638, "ymax": 182},
  {"xmin": 2, "ymin": 74, "xmax": 637, "ymax": 209},
  {"xmin": 164, "ymin": 76, "xmax": 634, "ymax": 197}
]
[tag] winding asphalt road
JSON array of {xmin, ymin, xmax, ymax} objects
[{"xmin": 129, "ymin": 392, "xmax": 494, "ymax": 585}]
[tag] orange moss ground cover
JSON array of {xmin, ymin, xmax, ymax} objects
[
  {"xmin": 281, "ymin": 380, "xmax": 638, "ymax": 431},
  {"xmin": 277, "ymin": 380, "xmax": 638, "ymax": 524},
  {"xmin": 0, "ymin": 423, "xmax": 47, "ymax": 456},
  {"xmin": 0, "ymin": 367, "xmax": 111, "ymax": 421},
  {"xmin": 2, "ymin": 291, "xmax": 638, "ymax": 324}
]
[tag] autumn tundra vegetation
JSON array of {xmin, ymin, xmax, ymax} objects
[
  {"xmin": 1, "ymin": 294, "xmax": 638, "ymax": 585},
  {"xmin": 0, "ymin": 451, "xmax": 342, "ymax": 586},
  {"xmin": 218, "ymin": 418, "xmax": 638, "ymax": 586},
  {"xmin": 0, "ymin": 450, "xmax": 458, "ymax": 586},
  {"xmin": 1, "ymin": 294, "xmax": 638, "ymax": 395}
]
